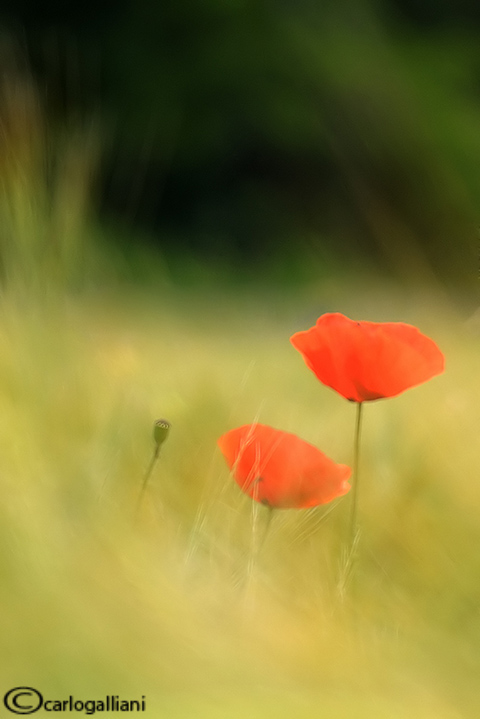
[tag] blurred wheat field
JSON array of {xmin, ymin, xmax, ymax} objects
[{"xmin": 0, "ymin": 279, "xmax": 478, "ymax": 718}]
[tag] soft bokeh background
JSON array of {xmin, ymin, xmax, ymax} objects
[{"xmin": 0, "ymin": 1, "xmax": 479, "ymax": 716}]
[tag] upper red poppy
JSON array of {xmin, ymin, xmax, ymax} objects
[
  {"xmin": 290, "ymin": 313, "xmax": 444, "ymax": 402},
  {"xmin": 218, "ymin": 423, "xmax": 351, "ymax": 509}
]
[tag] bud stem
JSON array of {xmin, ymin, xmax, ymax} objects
[
  {"xmin": 136, "ymin": 444, "xmax": 160, "ymax": 513},
  {"xmin": 136, "ymin": 420, "xmax": 170, "ymax": 516}
]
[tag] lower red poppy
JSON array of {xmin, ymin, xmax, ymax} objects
[{"xmin": 218, "ymin": 424, "xmax": 351, "ymax": 509}]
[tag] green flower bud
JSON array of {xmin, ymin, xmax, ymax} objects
[{"xmin": 153, "ymin": 419, "xmax": 171, "ymax": 446}]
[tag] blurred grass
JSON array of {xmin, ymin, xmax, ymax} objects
[
  {"xmin": 0, "ymin": 39, "xmax": 101, "ymax": 297},
  {"xmin": 0, "ymin": 279, "xmax": 479, "ymax": 718}
]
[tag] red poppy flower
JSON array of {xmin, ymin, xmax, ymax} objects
[
  {"xmin": 218, "ymin": 423, "xmax": 351, "ymax": 509},
  {"xmin": 290, "ymin": 313, "xmax": 444, "ymax": 402}
]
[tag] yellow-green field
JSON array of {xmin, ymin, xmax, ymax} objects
[{"xmin": 0, "ymin": 277, "xmax": 478, "ymax": 717}]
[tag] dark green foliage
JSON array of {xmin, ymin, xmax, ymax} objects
[{"xmin": 3, "ymin": 0, "xmax": 480, "ymax": 283}]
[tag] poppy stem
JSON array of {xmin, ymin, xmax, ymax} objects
[
  {"xmin": 257, "ymin": 505, "xmax": 274, "ymax": 555},
  {"xmin": 349, "ymin": 401, "xmax": 363, "ymax": 548},
  {"xmin": 244, "ymin": 505, "xmax": 273, "ymax": 615}
]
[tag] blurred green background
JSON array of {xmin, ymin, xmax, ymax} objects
[
  {"xmin": 0, "ymin": 1, "xmax": 479, "ymax": 717},
  {"xmin": 2, "ymin": 0, "xmax": 480, "ymax": 286}
]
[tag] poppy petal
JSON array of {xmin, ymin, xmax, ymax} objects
[
  {"xmin": 291, "ymin": 313, "xmax": 444, "ymax": 402},
  {"xmin": 218, "ymin": 423, "xmax": 351, "ymax": 509}
]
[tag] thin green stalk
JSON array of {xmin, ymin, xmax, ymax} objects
[
  {"xmin": 338, "ymin": 402, "xmax": 364, "ymax": 599},
  {"xmin": 348, "ymin": 401, "xmax": 363, "ymax": 549}
]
